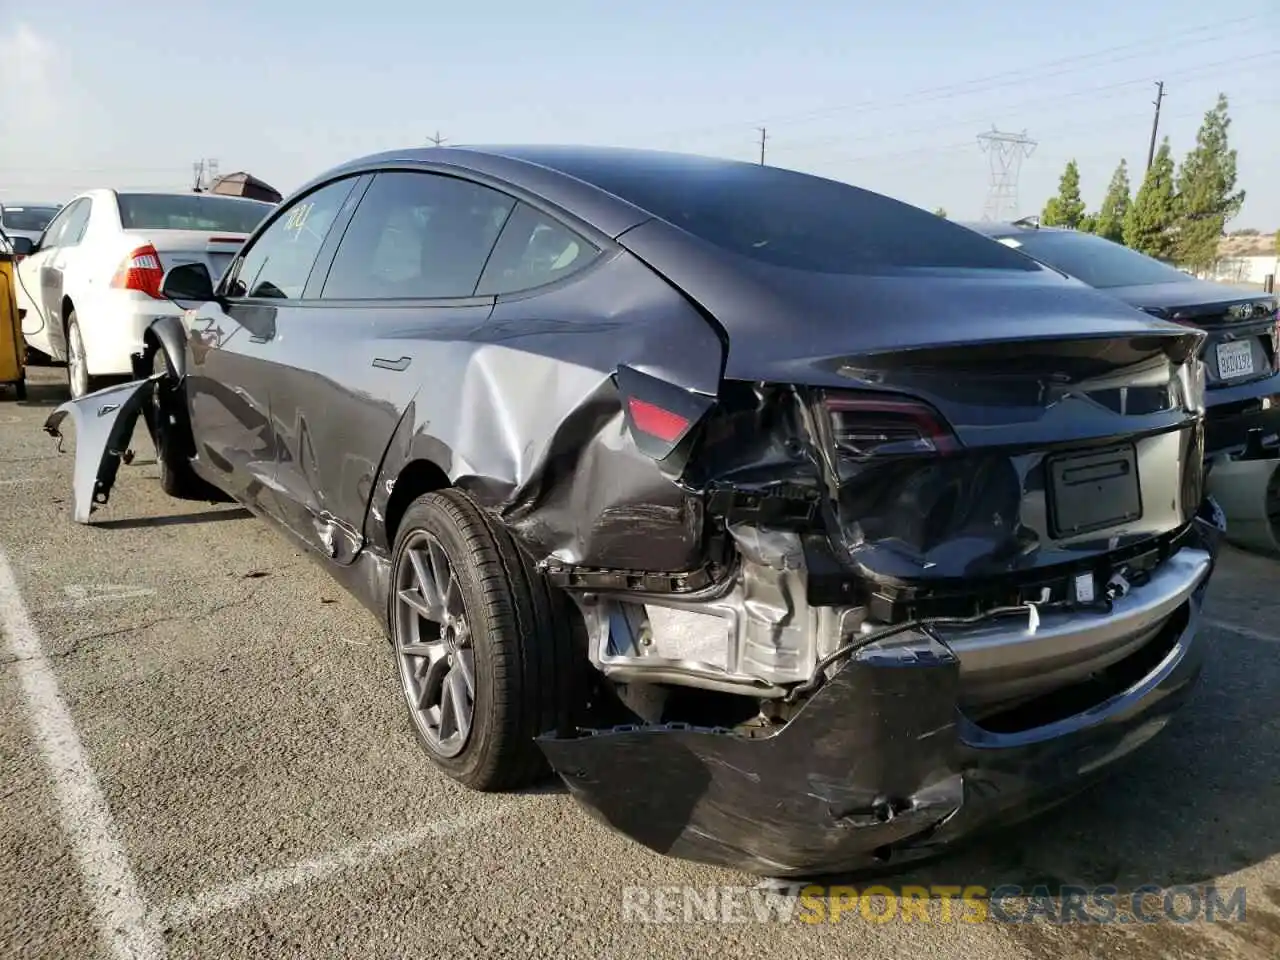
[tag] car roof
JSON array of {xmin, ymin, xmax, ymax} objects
[{"xmin": 304, "ymin": 144, "xmax": 873, "ymax": 240}]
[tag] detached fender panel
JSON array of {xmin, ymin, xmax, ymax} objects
[{"xmin": 43, "ymin": 377, "xmax": 159, "ymax": 523}]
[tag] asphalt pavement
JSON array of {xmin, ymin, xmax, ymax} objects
[{"xmin": 2, "ymin": 367, "xmax": 1280, "ymax": 959}]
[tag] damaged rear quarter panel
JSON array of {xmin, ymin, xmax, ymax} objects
[{"xmin": 365, "ymin": 249, "xmax": 725, "ymax": 571}]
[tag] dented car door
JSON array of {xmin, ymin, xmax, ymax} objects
[{"xmin": 187, "ymin": 177, "xmax": 368, "ymax": 517}]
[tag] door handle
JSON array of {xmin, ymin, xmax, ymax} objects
[{"xmin": 372, "ymin": 356, "xmax": 411, "ymax": 372}]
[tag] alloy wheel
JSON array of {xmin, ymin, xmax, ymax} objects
[
  {"xmin": 394, "ymin": 531, "xmax": 476, "ymax": 759},
  {"xmin": 67, "ymin": 323, "xmax": 89, "ymax": 399}
]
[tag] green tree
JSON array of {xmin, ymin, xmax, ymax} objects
[
  {"xmin": 1174, "ymin": 93, "xmax": 1245, "ymax": 272},
  {"xmin": 1123, "ymin": 139, "xmax": 1177, "ymax": 259},
  {"xmin": 1041, "ymin": 160, "xmax": 1087, "ymax": 229},
  {"xmin": 1078, "ymin": 213, "xmax": 1099, "ymax": 234},
  {"xmin": 1094, "ymin": 160, "xmax": 1131, "ymax": 244},
  {"xmin": 933, "ymin": 207, "xmax": 947, "ymax": 218}
]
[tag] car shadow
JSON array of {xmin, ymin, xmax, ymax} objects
[
  {"xmin": 15, "ymin": 378, "xmax": 69, "ymax": 408},
  {"xmin": 94, "ymin": 507, "xmax": 253, "ymax": 530},
  {"xmin": 791, "ymin": 623, "xmax": 1280, "ymax": 901}
]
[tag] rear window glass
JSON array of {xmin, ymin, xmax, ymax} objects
[
  {"xmin": 2, "ymin": 206, "xmax": 59, "ymax": 232},
  {"xmin": 117, "ymin": 193, "xmax": 272, "ymax": 233},
  {"xmin": 1000, "ymin": 229, "xmax": 1190, "ymax": 289},
  {"xmin": 526, "ymin": 152, "xmax": 1038, "ymax": 275}
]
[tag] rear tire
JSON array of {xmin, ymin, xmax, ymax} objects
[{"xmin": 389, "ymin": 489, "xmax": 585, "ymax": 791}]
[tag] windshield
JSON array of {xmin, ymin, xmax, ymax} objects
[
  {"xmin": 1, "ymin": 206, "xmax": 60, "ymax": 232},
  {"xmin": 116, "ymin": 193, "xmax": 272, "ymax": 233},
  {"xmin": 1000, "ymin": 229, "xmax": 1189, "ymax": 289},
  {"xmin": 517, "ymin": 149, "xmax": 1040, "ymax": 275}
]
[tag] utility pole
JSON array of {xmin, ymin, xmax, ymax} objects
[
  {"xmin": 976, "ymin": 127, "xmax": 1037, "ymax": 221},
  {"xmin": 427, "ymin": 131, "xmax": 448, "ymax": 147},
  {"xmin": 757, "ymin": 127, "xmax": 767, "ymax": 165},
  {"xmin": 191, "ymin": 158, "xmax": 219, "ymax": 193},
  {"xmin": 1145, "ymin": 81, "xmax": 1165, "ymax": 173}
]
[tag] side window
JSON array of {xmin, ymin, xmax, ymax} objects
[
  {"xmin": 476, "ymin": 203, "xmax": 600, "ymax": 296},
  {"xmin": 321, "ymin": 171, "xmax": 515, "ymax": 300},
  {"xmin": 60, "ymin": 199, "xmax": 92, "ymax": 246},
  {"xmin": 227, "ymin": 179, "xmax": 357, "ymax": 299},
  {"xmin": 38, "ymin": 201, "xmax": 79, "ymax": 250}
]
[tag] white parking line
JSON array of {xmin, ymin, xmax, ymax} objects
[
  {"xmin": 0, "ymin": 549, "xmax": 165, "ymax": 960},
  {"xmin": 154, "ymin": 806, "xmax": 513, "ymax": 927},
  {"xmin": 1205, "ymin": 617, "xmax": 1280, "ymax": 644}
]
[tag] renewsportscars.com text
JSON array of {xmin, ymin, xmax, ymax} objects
[{"xmin": 621, "ymin": 884, "xmax": 1248, "ymax": 925}]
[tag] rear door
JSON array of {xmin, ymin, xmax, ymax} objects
[
  {"xmin": 266, "ymin": 169, "xmax": 510, "ymax": 562},
  {"xmin": 182, "ymin": 177, "xmax": 365, "ymax": 516}
]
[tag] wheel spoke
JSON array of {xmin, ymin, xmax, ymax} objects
[
  {"xmin": 400, "ymin": 640, "xmax": 446, "ymax": 660},
  {"xmin": 397, "ymin": 587, "xmax": 438, "ymax": 622},
  {"xmin": 427, "ymin": 541, "xmax": 454, "ymax": 613},
  {"xmin": 446, "ymin": 670, "xmax": 472, "ymax": 743},
  {"xmin": 407, "ymin": 549, "xmax": 445, "ymax": 618}
]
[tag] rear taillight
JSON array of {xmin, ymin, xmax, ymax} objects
[
  {"xmin": 823, "ymin": 393, "xmax": 958, "ymax": 458},
  {"xmin": 616, "ymin": 364, "xmax": 714, "ymax": 464},
  {"xmin": 110, "ymin": 244, "xmax": 164, "ymax": 299}
]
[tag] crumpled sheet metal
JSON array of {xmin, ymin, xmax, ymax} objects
[
  {"xmin": 537, "ymin": 555, "xmax": 1212, "ymax": 878},
  {"xmin": 370, "ymin": 344, "xmax": 710, "ymax": 572},
  {"xmin": 43, "ymin": 377, "xmax": 159, "ymax": 523}
]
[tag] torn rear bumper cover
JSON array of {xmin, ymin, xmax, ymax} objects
[{"xmin": 537, "ymin": 535, "xmax": 1216, "ymax": 878}]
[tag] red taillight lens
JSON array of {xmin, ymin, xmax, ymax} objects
[
  {"xmin": 823, "ymin": 393, "xmax": 957, "ymax": 458},
  {"xmin": 110, "ymin": 244, "xmax": 164, "ymax": 299},
  {"xmin": 627, "ymin": 397, "xmax": 690, "ymax": 443},
  {"xmin": 616, "ymin": 363, "xmax": 714, "ymax": 464}
]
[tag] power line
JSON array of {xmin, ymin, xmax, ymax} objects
[
  {"xmin": 643, "ymin": 12, "xmax": 1270, "ymax": 143},
  {"xmin": 977, "ymin": 128, "xmax": 1036, "ymax": 221},
  {"xmin": 1146, "ymin": 81, "xmax": 1166, "ymax": 171},
  {"xmin": 760, "ymin": 50, "xmax": 1273, "ymax": 156},
  {"xmin": 813, "ymin": 92, "xmax": 1280, "ymax": 170}
]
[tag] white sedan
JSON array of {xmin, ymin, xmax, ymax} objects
[{"xmin": 15, "ymin": 189, "xmax": 273, "ymax": 397}]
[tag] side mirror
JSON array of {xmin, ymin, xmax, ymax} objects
[
  {"xmin": 8, "ymin": 236, "xmax": 33, "ymax": 257},
  {"xmin": 161, "ymin": 262, "xmax": 215, "ymax": 302}
]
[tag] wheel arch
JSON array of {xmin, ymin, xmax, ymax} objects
[
  {"xmin": 384, "ymin": 458, "xmax": 453, "ymax": 548},
  {"xmin": 138, "ymin": 315, "xmax": 189, "ymax": 381}
]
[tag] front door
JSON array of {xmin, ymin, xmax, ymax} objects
[{"xmin": 183, "ymin": 176, "xmax": 366, "ymax": 517}]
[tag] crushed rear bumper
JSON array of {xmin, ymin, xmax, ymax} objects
[{"xmin": 537, "ymin": 523, "xmax": 1219, "ymax": 878}]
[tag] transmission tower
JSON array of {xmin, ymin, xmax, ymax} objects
[{"xmin": 977, "ymin": 127, "xmax": 1036, "ymax": 221}]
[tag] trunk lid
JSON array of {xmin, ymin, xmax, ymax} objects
[
  {"xmin": 1106, "ymin": 280, "xmax": 1278, "ymax": 390},
  {"xmin": 122, "ymin": 229, "xmax": 248, "ymax": 285},
  {"xmin": 622, "ymin": 221, "xmax": 1209, "ymax": 587}
]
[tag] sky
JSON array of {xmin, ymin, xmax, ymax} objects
[{"xmin": 1, "ymin": 0, "xmax": 1277, "ymax": 229}]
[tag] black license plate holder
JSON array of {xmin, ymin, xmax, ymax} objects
[{"xmin": 1047, "ymin": 444, "xmax": 1142, "ymax": 538}]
